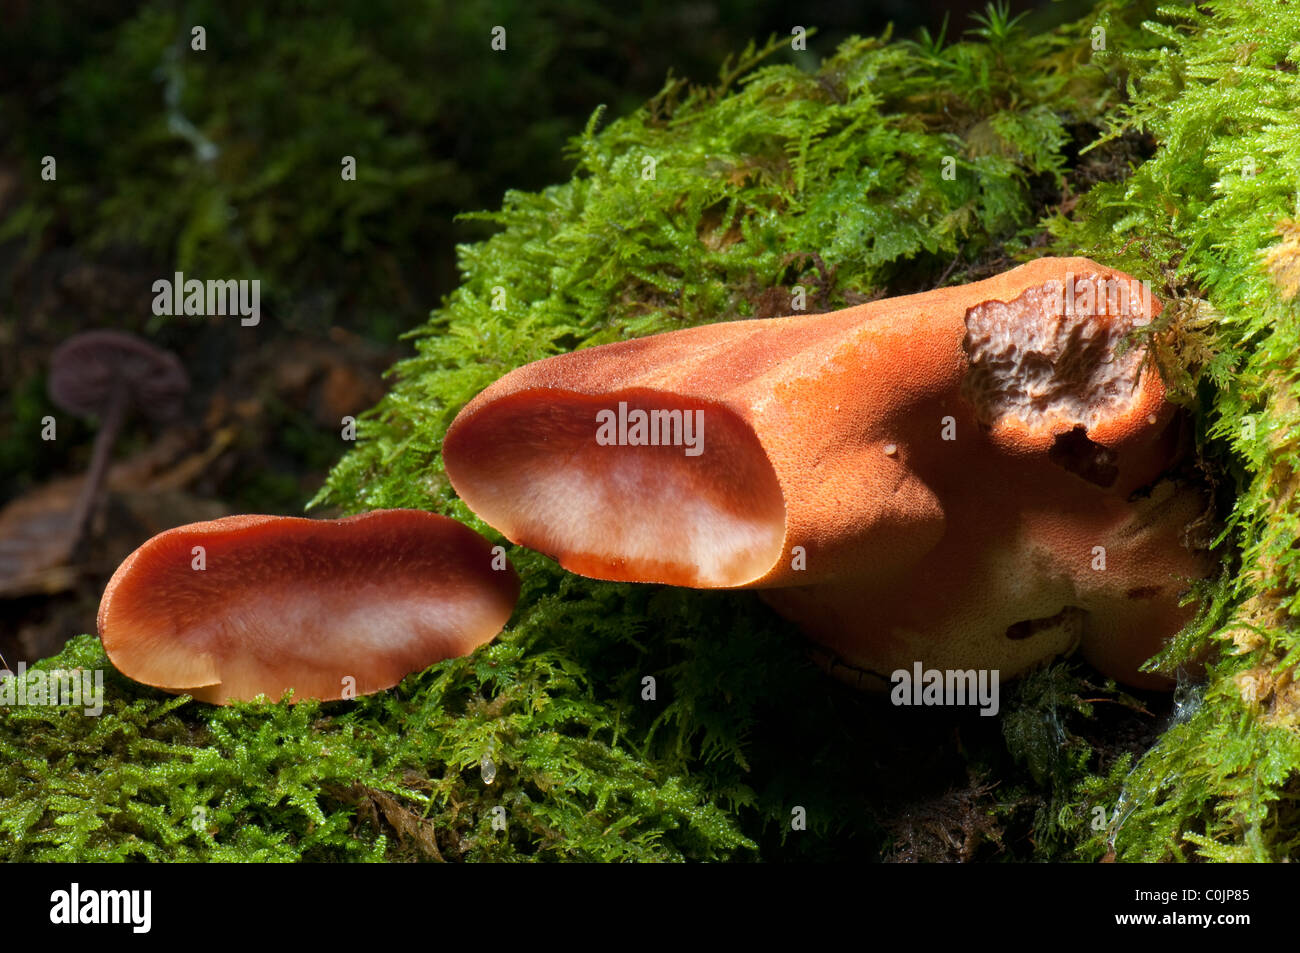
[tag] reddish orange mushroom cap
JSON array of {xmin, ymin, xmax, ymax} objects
[
  {"xmin": 98, "ymin": 510, "xmax": 519, "ymax": 703},
  {"xmin": 444, "ymin": 257, "xmax": 1213, "ymax": 688}
]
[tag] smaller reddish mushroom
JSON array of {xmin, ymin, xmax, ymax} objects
[{"xmin": 98, "ymin": 510, "xmax": 518, "ymax": 704}]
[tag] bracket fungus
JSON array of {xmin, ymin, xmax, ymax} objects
[
  {"xmin": 98, "ymin": 510, "xmax": 519, "ymax": 703},
  {"xmin": 444, "ymin": 257, "xmax": 1214, "ymax": 690}
]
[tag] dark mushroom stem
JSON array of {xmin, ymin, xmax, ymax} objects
[{"xmin": 65, "ymin": 374, "xmax": 128, "ymax": 557}]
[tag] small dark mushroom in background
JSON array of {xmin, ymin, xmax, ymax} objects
[
  {"xmin": 47, "ymin": 330, "xmax": 189, "ymax": 556},
  {"xmin": 98, "ymin": 510, "xmax": 520, "ymax": 703}
]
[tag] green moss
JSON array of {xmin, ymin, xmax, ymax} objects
[
  {"xmin": 6, "ymin": 0, "xmax": 1298, "ymax": 861},
  {"xmin": 1, "ymin": 617, "xmax": 757, "ymax": 861},
  {"xmin": 1044, "ymin": 0, "xmax": 1300, "ymax": 861},
  {"xmin": 317, "ymin": 9, "xmax": 1122, "ymax": 514}
]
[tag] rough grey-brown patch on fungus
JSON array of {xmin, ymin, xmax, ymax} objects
[{"xmin": 961, "ymin": 277, "xmax": 1149, "ymax": 434}]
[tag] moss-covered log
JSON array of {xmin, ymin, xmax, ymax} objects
[{"xmin": 3, "ymin": 0, "xmax": 1297, "ymax": 862}]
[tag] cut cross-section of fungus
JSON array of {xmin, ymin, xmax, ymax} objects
[
  {"xmin": 444, "ymin": 257, "xmax": 1214, "ymax": 689},
  {"xmin": 98, "ymin": 510, "xmax": 519, "ymax": 703}
]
